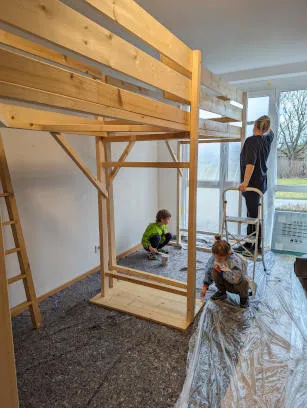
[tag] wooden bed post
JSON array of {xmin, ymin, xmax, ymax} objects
[
  {"xmin": 104, "ymin": 142, "xmax": 116, "ymax": 288},
  {"xmin": 187, "ymin": 50, "xmax": 202, "ymax": 324},
  {"xmin": 96, "ymin": 136, "xmax": 108, "ymax": 296},
  {"xmin": 176, "ymin": 141, "xmax": 182, "ymax": 246},
  {"xmin": 0, "ymin": 217, "xmax": 19, "ymax": 408}
]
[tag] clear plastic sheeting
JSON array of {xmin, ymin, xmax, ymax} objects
[{"xmin": 176, "ymin": 253, "xmax": 307, "ymax": 408}]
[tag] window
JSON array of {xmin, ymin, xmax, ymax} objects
[{"xmin": 276, "ymin": 90, "xmax": 307, "ymax": 212}]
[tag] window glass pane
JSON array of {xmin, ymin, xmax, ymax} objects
[
  {"xmin": 223, "ymin": 189, "xmax": 240, "ymax": 234},
  {"xmin": 197, "ymin": 143, "xmax": 220, "ymax": 181},
  {"xmin": 227, "ymin": 142, "xmax": 241, "ymax": 182},
  {"xmin": 246, "ymin": 124, "xmax": 254, "ymax": 138},
  {"xmin": 196, "ymin": 188, "xmax": 220, "ymax": 232},
  {"xmin": 247, "ymin": 96, "xmax": 269, "ymax": 122}
]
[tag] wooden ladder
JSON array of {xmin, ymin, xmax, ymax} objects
[{"xmin": 0, "ymin": 134, "xmax": 41, "ymax": 328}]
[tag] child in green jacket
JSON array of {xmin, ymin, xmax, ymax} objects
[{"xmin": 142, "ymin": 209, "xmax": 172, "ymax": 259}]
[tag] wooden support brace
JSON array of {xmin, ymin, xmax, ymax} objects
[
  {"xmin": 51, "ymin": 132, "xmax": 108, "ymax": 199},
  {"xmin": 165, "ymin": 141, "xmax": 183, "ymax": 177},
  {"xmin": 101, "ymin": 162, "xmax": 190, "ymax": 169},
  {"xmin": 110, "ymin": 141, "xmax": 135, "ymax": 181}
]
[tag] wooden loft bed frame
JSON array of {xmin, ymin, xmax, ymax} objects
[{"xmin": 0, "ymin": 0, "xmax": 246, "ymax": 336}]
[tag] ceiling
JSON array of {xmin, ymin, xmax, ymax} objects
[{"xmin": 136, "ymin": 0, "xmax": 307, "ymax": 75}]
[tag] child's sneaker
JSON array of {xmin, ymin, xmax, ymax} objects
[
  {"xmin": 240, "ymin": 297, "xmax": 249, "ymax": 308},
  {"xmin": 148, "ymin": 253, "xmax": 157, "ymax": 260},
  {"xmin": 211, "ymin": 290, "xmax": 227, "ymax": 301},
  {"xmin": 159, "ymin": 248, "xmax": 169, "ymax": 254}
]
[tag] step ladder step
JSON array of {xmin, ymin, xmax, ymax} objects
[
  {"xmin": 226, "ymin": 216, "xmax": 259, "ymax": 225},
  {"xmin": 5, "ymin": 247, "xmax": 21, "ymax": 255},
  {"xmin": 2, "ymin": 220, "xmax": 16, "ymax": 226},
  {"xmin": 229, "ymin": 234, "xmax": 257, "ymax": 244},
  {"xmin": 8, "ymin": 273, "xmax": 26, "ymax": 285}
]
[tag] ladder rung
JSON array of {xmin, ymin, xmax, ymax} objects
[
  {"xmin": 226, "ymin": 216, "xmax": 259, "ymax": 225},
  {"xmin": 8, "ymin": 274, "xmax": 26, "ymax": 284},
  {"xmin": 0, "ymin": 192, "xmax": 10, "ymax": 197},
  {"xmin": 5, "ymin": 247, "xmax": 21, "ymax": 255},
  {"xmin": 1, "ymin": 220, "xmax": 16, "ymax": 226},
  {"xmin": 10, "ymin": 300, "xmax": 32, "ymax": 317}
]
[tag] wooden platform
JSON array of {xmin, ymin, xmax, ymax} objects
[{"xmin": 90, "ymin": 280, "xmax": 204, "ymax": 331}]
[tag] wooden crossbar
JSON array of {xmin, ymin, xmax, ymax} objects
[
  {"xmin": 110, "ymin": 141, "xmax": 135, "ymax": 181},
  {"xmin": 101, "ymin": 162, "xmax": 190, "ymax": 168}
]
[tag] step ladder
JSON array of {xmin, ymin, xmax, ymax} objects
[
  {"xmin": 0, "ymin": 134, "xmax": 41, "ymax": 328},
  {"xmin": 221, "ymin": 187, "xmax": 267, "ymax": 279}
]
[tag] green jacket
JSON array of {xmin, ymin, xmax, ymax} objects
[{"xmin": 142, "ymin": 222, "xmax": 167, "ymax": 249}]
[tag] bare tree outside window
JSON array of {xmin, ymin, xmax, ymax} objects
[{"xmin": 276, "ymin": 90, "xmax": 307, "ymax": 211}]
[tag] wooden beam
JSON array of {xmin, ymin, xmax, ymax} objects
[
  {"xmin": 86, "ymin": 0, "xmax": 192, "ymax": 73},
  {"xmin": 36, "ymin": 124, "xmax": 170, "ymax": 133},
  {"xmin": 101, "ymin": 162, "xmax": 190, "ymax": 168},
  {"xmin": 202, "ymin": 67, "xmax": 243, "ymax": 104},
  {"xmin": 0, "ymin": 28, "xmax": 104, "ymax": 79},
  {"xmin": 51, "ymin": 132, "xmax": 108, "ymax": 198},
  {"xmin": 180, "ymin": 138, "xmax": 241, "ymax": 144},
  {"xmin": 0, "ymin": 0, "xmax": 191, "ymax": 101},
  {"xmin": 0, "ymin": 81, "xmax": 187, "ymax": 130},
  {"xmin": 187, "ymin": 50, "xmax": 202, "ymax": 324},
  {"xmin": 112, "ymin": 264, "xmax": 187, "ymax": 289},
  {"xmin": 110, "ymin": 141, "xmax": 135, "ymax": 181},
  {"xmin": 165, "ymin": 141, "xmax": 183, "ymax": 177},
  {"xmin": 0, "ymin": 49, "xmax": 188, "ymax": 127},
  {"xmin": 176, "ymin": 141, "xmax": 182, "ymax": 246},
  {"xmin": 0, "ymin": 217, "xmax": 19, "ymax": 408},
  {"xmin": 106, "ymin": 272, "xmax": 187, "ymax": 297},
  {"xmin": 105, "ymin": 76, "xmax": 160, "ymax": 99},
  {"xmin": 199, "ymin": 89, "xmax": 242, "ymax": 122},
  {"xmin": 101, "ymin": 133, "xmax": 189, "ymax": 142}
]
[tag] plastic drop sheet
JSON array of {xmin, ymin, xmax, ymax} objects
[{"xmin": 176, "ymin": 254, "xmax": 307, "ymax": 408}]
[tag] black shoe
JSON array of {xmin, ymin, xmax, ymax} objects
[
  {"xmin": 240, "ymin": 297, "xmax": 249, "ymax": 308},
  {"xmin": 211, "ymin": 290, "xmax": 227, "ymax": 301}
]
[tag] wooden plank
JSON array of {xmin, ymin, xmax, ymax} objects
[
  {"xmin": 96, "ymin": 136, "xmax": 108, "ymax": 297},
  {"xmin": 106, "ymin": 271, "xmax": 187, "ymax": 296},
  {"xmin": 91, "ymin": 280, "xmax": 204, "ymax": 331},
  {"xmin": 37, "ymin": 124, "xmax": 169, "ymax": 133},
  {"xmin": 0, "ymin": 0, "xmax": 191, "ymax": 101},
  {"xmin": 112, "ymin": 264, "xmax": 187, "ymax": 289},
  {"xmin": 110, "ymin": 141, "xmax": 135, "ymax": 181},
  {"xmin": 103, "ymin": 133, "xmax": 189, "ymax": 142},
  {"xmin": 104, "ymin": 143, "xmax": 116, "ymax": 288},
  {"xmin": 187, "ymin": 50, "xmax": 202, "ymax": 324},
  {"xmin": 105, "ymin": 76, "xmax": 160, "ymax": 99},
  {"xmin": 0, "ymin": 133, "xmax": 41, "ymax": 328},
  {"xmin": 199, "ymin": 125, "xmax": 241, "ymax": 139},
  {"xmin": 86, "ymin": 0, "xmax": 192, "ymax": 73},
  {"xmin": 165, "ymin": 141, "xmax": 183, "ymax": 177},
  {"xmin": 0, "ymin": 28, "xmax": 104, "ymax": 79},
  {"xmin": 8, "ymin": 273, "xmax": 25, "ymax": 285},
  {"xmin": 160, "ymin": 55, "xmax": 192, "ymax": 79},
  {"xmin": 101, "ymin": 162, "xmax": 190, "ymax": 168},
  {"xmin": 238, "ymin": 92, "xmax": 248, "ymax": 236},
  {"xmin": 0, "ymin": 81, "xmax": 187, "ymax": 130},
  {"xmin": 0, "ymin": 49, "xmax": 188, "ymax": 126},
  {"xmin": 116, "ymin": 243, "xmax": 142, "ymax": 260},
  {"xmin": 176, "ymin": 142, "xmax": 182, "ymax": 246},
  {"xmin": 202, "ymin": 66, "xmax": 243, "ymax": 104},
  {"xmin": 199, "ymin": 89, "xmax": 242, "ymax": 122},
  {"xmin": 51, "ymin": 132, "xmax": 109, "ymax": 198},
  {"xmin": 180, "ymin": 138, "xmax": 241, "ymax": 144},
  {"xmin": 0, "ymin": 216, "xmax": 19, "ymax": 408}
]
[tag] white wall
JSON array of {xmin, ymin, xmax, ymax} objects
[{"xmin": 0, "ymin": 129, "xmax": 157, "ymax": 307}]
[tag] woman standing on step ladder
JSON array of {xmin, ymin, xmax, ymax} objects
[{"xmin": 236, "ymin": 115, "xmax": 274, "ymax": 255}]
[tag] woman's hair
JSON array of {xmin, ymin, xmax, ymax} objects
[
  {"xmin": 255, "ymin": 115, "xmax": 270, "ymax": 134},
  {"xmin": 156, "ymin": 209, "xmax": 171, "ymax": 222},
  {"xmin": 212, "ymin": 234, "xmax": 231, "ymax": 256}
]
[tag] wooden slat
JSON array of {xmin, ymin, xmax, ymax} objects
[
  {"xmin": 176, "ymin": 141, "xmax": 182, "ymax": 246},
  {"xmin": 106, "ymin": 271, "xmax": 187, "ymax": 296},
  {"xmin": 0, "ymin": 216, "xmax": 19, "ymax": 408},
  {"xmin": 10, "ymin": 300, "xmax": 31, "ymax": 317},
  {"xmin": 0, "ymin": 28, "xmax": 104, "ymax": 79},
  {"xmin": 200, "ymin": 89, "xmax": 242, "ymax": 122},
  {"xmin": 8, "ymin": 273, "xmax": 26, "ymax": 285},
  {"xmin": 0, "ymin": 0, "xmax": 191, "ymax": 101},
  {"xmin": 110, "ymin": 141, "xmax": 135, "ymax": 181},
  {"xmin": 105, "ymin": 75, "xmax": 161, "ymax": 99},
  {"xmin": 0, "ymin": 193, "xmax": 10, "ymax": 197},
  {"xmin": 0, "ymin": 81, "xmax": 187, "ymax": 130},
  {"xmin": 101, "ymin": 161, "xmax": 190, "ymax": 168},
  {"xmin": 2, "ymin": 220, "xmax": 16, "ymax": 226},
  {"xmin": 113, "ymin": 264, "xmax": 187, "ymax": 289},
  {"xmin": 202, "ymin": 66, "xmax": 243, "ymax": 104},
  {"xmin": 102, "ymin": 133, "xmax": 189, "ymax": 142},
  {"xmin": 165, "ymin": 141, "xmax": 183, "ymax": 177},
  {"xmin": 86, "ymin": 0, "xmax": 192, "ymax": 73},
  {"xmin": 51, "ymin": 132, "xmax": 108, "ymax": 198},
  {"xmin": 5, "ymin": 248, "xmax": 20, "ymax": 256},
  {"xmin": 187, "ymin": 50, "xmax": 202, "ymax": 324},
  {"xmin": 0, "ymin": 49, "xmax": 188, "ymax": 127},
  {"xmin": 180, "ymin": 138, "xmax": 241, "ymax": 144},
  {"xmin": 96, "ymin": 136, "xmax": 108, "ymax": 297},
  {"xmin": 36, "ymin": 124, "xmax": 170, "ymax": 133}
]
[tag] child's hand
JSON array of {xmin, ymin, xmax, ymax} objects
[
  {"xmin": 200, "ymin": 286, "xmax": 208, "ymax": 299},
  {"xmin": 148, "ymin": 245, "xmax": 158, "ymax": 253}
]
